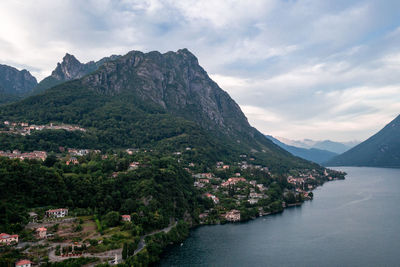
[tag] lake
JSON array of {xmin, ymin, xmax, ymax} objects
[{"xmin": 159, "ymin": 167, "xmax": 400, "ymax": 266}]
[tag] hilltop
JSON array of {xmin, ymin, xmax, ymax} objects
[{"xmin": 326, "ymin": 114, "xmax": 400, "ymax": 167}]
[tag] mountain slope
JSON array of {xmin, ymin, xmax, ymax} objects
[
  {"xmin": 0, "ymin": 64, "xmax": 37, "ymax": 104},
  {"xmin": 266, "ymin": 135, "xmax": 337, "ymax": 164},
  {"xmin": 32, "ymin": 53, "xmax": 120, "ymax": 94},
  {"xmin": 0, "ymin": 49, "xmax": 320, "ymax": 173},
  {"xmin": 326, "ymin": 115, "xmax": 400, "ymax": 167}
]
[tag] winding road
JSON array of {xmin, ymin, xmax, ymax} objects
[{"xmin": 134, "ymin": 221, "xmax": 177, "ymax": 255}]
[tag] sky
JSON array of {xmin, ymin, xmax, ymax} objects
[{"xmin": 0, "ymin": 0, "xmax": 400, "ymax": 142}]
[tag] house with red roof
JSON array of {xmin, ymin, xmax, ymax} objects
[
  {"xmin": 121, "ymin": 215, "xmax": 131, "ymax": 222},
  {"xmin": 15, "ymin": 260, "xmax": 32, "ymax": 267},
  {"xmin": 204, "ymin": 193, "xmax": 220, "ymax": 204},
  {"xmin": 0, "ymin": 233, "xmax": 18, "ymax": 245}
]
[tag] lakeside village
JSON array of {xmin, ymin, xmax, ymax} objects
[{"xmin": 0, "ymin": 122, "xmax": 346, "ymax": 266}]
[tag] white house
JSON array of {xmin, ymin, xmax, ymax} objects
[{"xmin": 46, "ymin": 208, "xmax": 68, "ymax": 218}]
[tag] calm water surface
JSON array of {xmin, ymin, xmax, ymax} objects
[{"xmin": 160, "ymin": 167, "xmax": 400, "ymax": 266}]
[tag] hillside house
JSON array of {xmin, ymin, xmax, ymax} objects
[
  {"xmin": 66, "ymin": 157, "xmax": 79, "ymax": 165},
  {"xmin": 225, "ymin": 210, "xmax": 241, "ymax": 222},
  {"xmin": 257, "ymin": 184, "xmax": 267, "ymax": 191},
  {"xmin": 46, "ymin": 208, "xmax": 68, "ymax": 218},
  {"xmin": 129, "ymin": 162, "xmax": 140, "ymax": 170},
  {"xmin": 0, "ymin": 233, "xmax": 18, "ymax": 245},
  {"xmin": 36, "ymin": 227, "xmax": 47, "ymax": 239},
  {"xmin": 15, "ymin": 260, "xmax": 32, "ymax": 267},
  {"xmin": 204, "ymin": 193, "xmax": 219, "ymax": 204},
  {"xmin": 126, "ymin": 148, "xmax": 139, "ymax": 155},
  {"xmin": 248, "ymin": 198, "xmax": 259, "ymax": 204},
  {"xmin": 249, "ymin": 192, "xmax": 264, "ymax": 199},
  {"xmin": 221, "ymin": 177, "xmax": 247, "ymax": 187},
  {"xmin": 121, "ymin": 215, "xmax": 131, "ymax": 222},
  {"xmin": 222, "ymin": 165, "xmax": 230, "ymax": 169}
]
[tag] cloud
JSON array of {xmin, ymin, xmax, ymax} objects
[{"xmin": 0, "ymin": 0, "xmax": 399, "ymax": 142}]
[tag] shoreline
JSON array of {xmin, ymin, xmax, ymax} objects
[{"xmin": 158, "ymin": 175, "xmax": 346, "ymax": 264}]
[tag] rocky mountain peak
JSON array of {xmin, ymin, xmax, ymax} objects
[
  {"xmin": 81, "ymin": 49, "xmax": 250, "ymax": 135},
  {"xmin": 33, "ymin": 53, "xmax": 122, "ymax": 95},
  {"xmin": 51, "ymin": 53, "xmax": 90, "ymax": 81},
  {"xmin": 0, "ymin": 64, "xmax": 37, "ymax": 95}
]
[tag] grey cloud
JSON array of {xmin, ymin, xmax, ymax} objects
[{"xmin": 0, "ymin": 0, "xmax": 399, "ymax": 142}]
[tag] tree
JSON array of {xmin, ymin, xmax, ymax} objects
[
  {"xmin": 43, "ymin": 153, "xmax": 57, "ymax": 167},
  {"xmin": 103, "ymin": 211, "xmax": 120, "ymax": 227},
  {"xmin": 122, "ymin": 243, "xmax": 128, "ymax": 260}
]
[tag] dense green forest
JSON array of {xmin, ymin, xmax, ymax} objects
[{"xmin": 0, "ymin": 153, "xmax": 197, "ymax": 234}]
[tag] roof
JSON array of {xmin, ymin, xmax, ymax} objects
[
  {"xmin": 46, "ymin": 208, "xmax": 68, "ymax": 212},
  {"xmin": 122, "ymin": 215, "xmax": 131, "ymax": 218},
  {"xmin": 0, "ymin": 233, "xmax": 9, "ymax": 238},
  {"xmin": 0, "ymin": 233, "xmax": 18, "ymax": 239},
  {"xmin": 16, "ymin": 259, "xmax": 32, "ymax": 265},
  {"xmin": 36, "ymin": 227, "xmax": 47, "ymax": 231}
]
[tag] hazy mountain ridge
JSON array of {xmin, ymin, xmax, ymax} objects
[
  {"xmin": 266, "ymin": 135, "xmax": 338, "ymax": 164},
  {"xmin": 326, "ymin": 114, "xmax": 400, "ymax": 167},
  {"xmin": 276, "ymin": 136, "xmax": 359, "ymax": 154}
]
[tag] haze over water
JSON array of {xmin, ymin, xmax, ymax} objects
[{"xmin": 160, "ymin": 167, "xmax": 400, "ymax": 266}]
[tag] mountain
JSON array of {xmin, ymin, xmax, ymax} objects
[
  {"xmin": 266, "ymin": 135, "xmax": 337, "ymax": 164},
  {"xmin": 0, "ymin": 64, "xmax": 37, "ymax": 104},
  {"xmin": 311, "ymin": 140, "xmax": 357, "ymax": 154},
  {"xmin": 326, "ymin": 115, "xmax": 400, "ymax": 167},
  {"xmin": 276, "ymin": 137, "xmax": 359, "ymax": 154},
  {"xmin": 32, "ymin": 53, "xmax": 120, "ymax": 94},
  {"xmin": 0, "ymin": 49, "xmax": 321, "ymax": 173}
]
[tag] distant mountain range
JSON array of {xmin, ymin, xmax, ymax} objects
[
  {"xmin": 275, "ymin": 136, "xmax": 359, "ymax": 154},
  {"xmin": 265, "ymin": 135, "xmax": 338, "ymax": 164},
  {"xmin": 326, "ymin": 115, "xmax": 400, "ymax": 168}
]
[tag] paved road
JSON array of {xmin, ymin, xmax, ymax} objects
[{"xmin": 134, "ymin": 221, "xmax": 177, "ymax": 255}]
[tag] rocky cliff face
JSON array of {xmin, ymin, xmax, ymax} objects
[
  {"xmin": 0, "ymin": 64, "xmax": 37, "ymax": 95},
  {"xmin": 33, "ymin": 54, "xmax": 121, "ymax": 94},
  {"xmin": 82, "ymin": 49, "xmax": 250, "ymax": 135},
  {"xmin": 51, "ymin": 53, "xmax": 96, "ymax": 81}
]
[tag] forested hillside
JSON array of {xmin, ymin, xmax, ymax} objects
[{"xmin": 326, "ymin": 114, "xmax": 400, "ymax": 167}]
